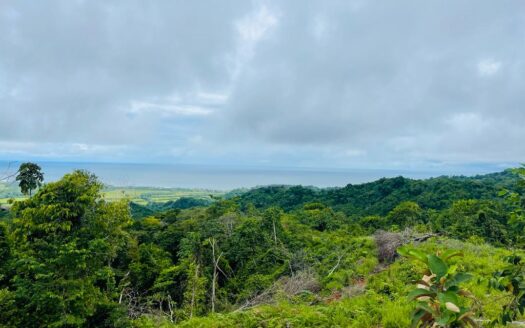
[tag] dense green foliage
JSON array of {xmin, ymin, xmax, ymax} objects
[
  {"xmin": 234, "ymin": 171, "xmax": 517, "ymax": 216},
  {"xmin": 0, "ymin": 168, "xmax": 524, "ymax": 327},
  {"xmin": 0, "ymin": 181, "xmax": 21, "ymax": 201},
  {"xmin": 398, "ymin": 247, "xmax": 476, "ymax": 327},
  {"xmin": 489, "ymin": 255, "xmax": 525, "ymax": 326},
  {"xmin": 15, "ymin": 162, "xmax": 44, "ymax": 196},
  {"xmin": 1, "ymin": 182, "xmax": 220, "ymax": 210},
  {"xmin": 157, "ymin": 197, "xmax": 212, "ymax": 210},
  {"xmin": 1, "ymin": 170, "xmax": 131, "ymax": 327},
  {"xmin": 130, "ymin": 197, "xmax": 213, "ymax": 219}
]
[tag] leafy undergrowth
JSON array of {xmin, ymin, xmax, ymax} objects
[
  {"xmin": 134, "ymin": 296, "xmax": 412, "ymax": 328},
  {"xmin": 133, "ymin": 237, "xmax": 521, "ymax": 328}
]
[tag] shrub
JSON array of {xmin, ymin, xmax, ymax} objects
[
  {"xmin": 398, "ymin": 246, "xmax": 478, "ymax": 327},
  {"xmin": 489, "ymin": 255, "xmax": 525, "ymax": 326}
]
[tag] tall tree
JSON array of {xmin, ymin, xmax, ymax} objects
[
  {"xmin": 8, "ymin": 170, "xmax": 131, "ymax": 327},
  {"xmin": 386, "ymin": 201, "xmax": 424, "ymax": 228},
  {"xmin": 15, "ymin": 162, "xmax": 44, "ymax": 196}
]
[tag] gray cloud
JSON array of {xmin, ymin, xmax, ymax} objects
[
  {"xmin": 1, "ymin": 0, "xmax": 524, "ymax": 167},
  {"xmin": 0, "ymin": 1, "xmax": 248, "ymax": 144}
]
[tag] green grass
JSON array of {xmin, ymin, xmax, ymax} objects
[
  {"xmin": 101, "ymin": 186, "xmax": 224, "ymax": 205},
  {"xmin": 0, "ymin": 183, "xmax": 225, "ymax": 207}
]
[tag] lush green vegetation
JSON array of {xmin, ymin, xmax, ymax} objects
[
  {"xmin": 0, "ymin": 182, "xmax": 23, "ymax": 205},
  {"xmin": 233, "ymin": 170, "xmax": 517, "ymax": 216},
  {"xmin": 101, "ymin": 186, "xmax": 222, "ymax": 206},
  {"xmin": 1, "ymin": 167, "xmax": 525, "ymax": 327},
  {"xmin": 0, "ymin": 183, "xmax": 222, "ymax": 209}
]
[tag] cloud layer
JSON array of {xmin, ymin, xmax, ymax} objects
[{"xmin": 1, "ymin": 0, "xmax": 524, "ymax": 169}]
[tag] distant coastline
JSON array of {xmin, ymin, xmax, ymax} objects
[{"xmin": 0, "ymin": 160, "xmax": 509, "ymax": 190}]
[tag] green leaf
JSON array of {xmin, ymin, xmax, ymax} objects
[
  {"xmin": 396, "ymin": 245, "xmax": 410, "ymax": 257},
  {"xmin": 440, "ymin": 250, "xmax": 463, "ymax": 261},
  {"xmin": 436, "ymin": 312, "xmax": 452, "ymax": 325},
  {"xmin": 398, "ymin": 247, "xmax": 429, "ymax": 264},
  {"xmin": 428, "ymin": 254, "xmax": 448, "ymax": 277},
  {"xmin": 505, "ymin": 255, "xmax": 522, "ymax": 265},
  {"xmin": 438, "ymin": 290, "xmax": 459, "ymax": 305},
  {"xmin": 445, "ymin": 272, "xmax": 472, "ymax": 289},
  {"xmin": 416, "ymin": 302, "xmax": 436, "ymax": 316},
  {"xmin": 447, "ymin": 286, "xmax": 460, "ymax": 293},
  {"xmin": 407, "ymin": 288, "xmax": 435, "ymax": 300},
  {"xmin": 410, "ymin": 308, "xmax": 428, "ymax": 328}
]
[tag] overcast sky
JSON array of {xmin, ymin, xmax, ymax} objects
[{"xmin": 1, "ymin": 1, "xmax": 524, "ymax": 170}]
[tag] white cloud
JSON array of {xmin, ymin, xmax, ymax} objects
[
  {"xmin": 196, "ymin": 92, "xmax": 229, "ymax": 105},
  {"xmin": 236, "ymin": 5, "xmax": 278, "ymax": 43},
  {"xmin": 128, "ymin": 101, "xmax": 212, "ymax": 117},
  {"xmin": 228, "ymin": 5, "xmax": 279, "ymax": 83},
  {"xmin": 0, "ymin": 141, "xmax": 129, "ymax": 160},
  {"xmin": 312, "ymin": 15, "xmax": 330, "ymax": 40},
  {"xmin": 446, "ymin": 112, "xmax": 489, "ymax": 133},
  {"xmin": 127, "ymin": 90, "xmax": 228, "ymax": 117},
  {"xmin": 477, "ymin": 59, "xmax": 502, "ymax": 76}
]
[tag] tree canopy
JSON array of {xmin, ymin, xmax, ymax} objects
[
  {"xmin": 0, "ymin": 168, "xmax": 524, "ymax": 327},
  {"xmin": 15, "ymin": 162, "xmax": 44, "ymax": 196}
]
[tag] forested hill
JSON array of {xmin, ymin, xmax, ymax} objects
[
  {"xmin": 233, "ymin": 170, "xmax": 518, "ymax": 216},
  {"xmin": 2, "ymin": 167, "xmax": 525, "ymax": 327}
]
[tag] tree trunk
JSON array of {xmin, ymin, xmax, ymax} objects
[
  {"xmin": 209, "ymin": 238, "xmax": 225, "ymax": 314},
  {"xmin": 272, "ymin": 219, "xmax": 277, "ymax": 243},
  {"xmin": 189, "ymin": 263, "xmax": 198, "ymax": 318},
  {"xmin": 211, "ymin": 240, "xmax": 216, "ymax": 313},
  {"xmin": 168, "ymin": 295, "xmax": 174, "ymax": 322}
]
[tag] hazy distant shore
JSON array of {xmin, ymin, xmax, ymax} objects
[{"xmin": 0, "ymin": 160, "xmax": 507, "ymax": 190}]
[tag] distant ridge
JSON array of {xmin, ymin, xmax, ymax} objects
[{"xmin": 232, "ymin": 169, "xmax": 518, "ymax": 216}]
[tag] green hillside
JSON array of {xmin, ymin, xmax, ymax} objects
[
  {"xmin": 233, "ymin": 170, "xmax": 518, "ymax": 216},
  {"xmin": 1, "ymin": 168, "xmax": 525, "ymax": 327}
]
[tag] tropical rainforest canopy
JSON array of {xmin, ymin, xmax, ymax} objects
[{"xmin": 1, "ymin": 168, "xmax": 525, "ymax": 327}]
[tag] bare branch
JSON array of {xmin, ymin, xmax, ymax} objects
[{"xmin": 327, "ymin": 254, "xmax": 343, "ymax": 277}]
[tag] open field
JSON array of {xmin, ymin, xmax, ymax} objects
[
  {"xmin": 0, "ymin": 182, "xmax": 21, "ymax": 207},
  {"xmin": 0, "ymin": 183, "xmax": 225, "ymax": 207},
  {"xmin": 100, "ymin": 186, "xmax": 224, "ymax": 205}
]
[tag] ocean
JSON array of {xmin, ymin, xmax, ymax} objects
[{"xmin": 0, "ymin": 161, "xmax": 506, "ymax": 190}]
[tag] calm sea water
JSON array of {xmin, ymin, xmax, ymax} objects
[{"xmin": 0, "ymin": 161, "xmax": 505, "ymax": 190}]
